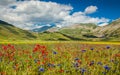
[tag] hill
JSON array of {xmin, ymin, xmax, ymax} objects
[
  {"xmin": 0, "ymin": 20, "xmax": 70, "ymax": 41},
  {"xmin": 57, "ymin": 23, "xmax": 99, "ymax": 41},
  {"xmin": 0, "ymin": 20, "xmax": 37, "ymax": 41}
]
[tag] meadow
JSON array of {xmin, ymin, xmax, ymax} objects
[{"xmin": 0, "ymin": 42, "xmax": 120, "ymax": 75}]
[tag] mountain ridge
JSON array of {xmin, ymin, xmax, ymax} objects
[{"xmin": 0, "ymin": 19, "xmax": 120, "ymax": 41}]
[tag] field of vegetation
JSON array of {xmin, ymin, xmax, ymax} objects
[{"xmin": 0, "ymin": 42, "xmax": 120, "ymax": 75}]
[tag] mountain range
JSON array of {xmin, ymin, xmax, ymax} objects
[{"xmin": 0, "ymin": 19, "xmax": 120, "ymax": 41}]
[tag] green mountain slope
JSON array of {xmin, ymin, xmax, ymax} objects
[
  {"xmin": 58, "ymin": 23, "xmax": 99, "ymax": 41},
  {"xmin": 0, "ymin": 20, "xmax": 70, "ymax": 41},
  {"xmin": 0, "ymin": 20, "xmax": 37, "ymax": 41},
  {"xmin": 38, "ymin": 32, "xmax": 70, "ymax": 41},
  {"xmin": 95, "ymin": 19, "xmax": 120, "ymax": 41}
]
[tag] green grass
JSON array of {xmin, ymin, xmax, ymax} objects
[
  {"xmin": 38, "ymin": 32, "xmax": 70, "ymax": 41},
  {"xmin": 0, "ymin": 41, "xmax": 120, "ymax": 45},
  {"xmin": 0, "ymin": 42, "xmax": 120, "ymax": 75}
]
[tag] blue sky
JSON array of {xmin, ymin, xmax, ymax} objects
[
  {"xmin": 42, "ymin": 0, "xmax": 120, "ymax": 20},
  {"xmin": 0, "ymin": 0, "xmax": 119, "ymax": 30}
]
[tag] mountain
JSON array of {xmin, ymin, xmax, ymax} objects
[
  {"xmin": 54, "ymin": 19, "xmax": 120, "ymax": 41},
  {"xmin": 95, "ymin": 19, "xmax": 120, "ymax": 41},
  {"xmin": 0, "ymin": 20, "xmax": 37, "ymax": 41},
  {"xmin": 0, "ymin": 20, "xmax": 70, "ymax": 41},
  {"xmin": 46, "ymin": 26, "xmax": 60, "ymax": 32},
  {"xmin": 57, "ymin": 23, "xmax": 99, "ymax": 41},
  {"xmin": 32, "ymin": 25, "xmax": 55, "ymax": 32},
  {"xmin": 0, "ymin": 20, "xmax": 12, "ymax": 25},
  {"xmin": 0, "ymin": 19, "xmax": 120, "ymax": 41}
]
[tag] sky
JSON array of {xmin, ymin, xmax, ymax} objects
[
  {"xmin": 42, "ymin": 0, "xmax": 120, "ymax": 20},
  {"xmin": 0, "ymin": 0, "xmax": 120, "ymax": 30}
]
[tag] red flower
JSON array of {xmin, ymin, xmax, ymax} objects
[
  {"xmin": 41, "ymin": 46, "xmax": 46, "ymax": 49},
  {"xmin": 36, "ymin": 44, "xmax": 40, "ymax": 47},
  {"xmin": 41, "ymin": 50, "xmax": 45, "ymax": 54},
  {"xmin": 8, "ymin": 44, "xmax": 11, "ymax": 47},
  {"xmin": 77, "ymin": 60, "xmax": 82, "ymax": 64},
  {"xmin": 37, "ymin": 61, "xmax": 40, "ymax": 65},
  {"xmin": 42, "ymin": 61, "xmax": 45, "ymax": 65},
  {"xmin": 2, "ymin": 46, "xmax": 7, "ymax": 50},
  {"xmin": 29, "ymin": 55, "xmax": 32, "ymax": 59},
  {"xmin": 59, "ymin": 69, "xmax": 64, "ymax": 73},
  {"xmin": 0, "ymin": 52, "xmax": 3, "ymax": 57},
  {"xmin": 11, "ymin": 45, "xmax": 15, "ymax": 50},
  {"xmin": 33, "ymin": 47, "xmax": 38, "ymax": 52}
]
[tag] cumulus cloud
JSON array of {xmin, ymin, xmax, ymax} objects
[
  {"xmin": 0, "ymin": 0, "xmax": 109, "ymax": 30},
  {"xmin": 0, "ymin": 0, "xmax": 15, "ymax": 6},
  {"xmin": 84, "ymin": 6, "xmax": 98, "ymax": 14}
]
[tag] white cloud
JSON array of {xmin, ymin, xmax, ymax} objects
[
  {"xmin": 0, "ymin": 0, "xmax": 109, "ymax": 30},
  {"xmin": 0, "ymin": 0, "xmax": 15, "ymax": 6},
  {"xmin": 84, "ymin": 6, "xmax": 98, "ymax": 14},
  {"xmin": 98, "ymin": 22, "xmax": 109, "ymax": 26}
]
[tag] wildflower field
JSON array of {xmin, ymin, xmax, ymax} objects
[{"xmin": 0, "ymin": 42, "xmax": 120, "ymax": 75}]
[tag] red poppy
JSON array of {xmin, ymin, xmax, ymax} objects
[
  {"xmin": 0, "ymin": 52, "xmax": 3, "ymax": 57},
  {"xmin": 2, "ymin": 46, "xmax": 7, "ymax": 50},
  {"xmin": 33, "ymin": 47, "xmax": 38, "ymax": 52},
  {"xmin": 37, "ymin": 61, "xmax": 40, "ymax": 65},
  {"xmin": 29, "ymin": 55, "xmax": 32, "ymax": 59},
  {"xmin": 8, "ymin": 44, "xmax": 11, "ymax": 47},
  {"xmin": 77, "ymin": 60, "xmax": 82, "ymax": 64},
  {"xmin": 59, "ymin": 69, "xmax": 64, "ymax": 73}
]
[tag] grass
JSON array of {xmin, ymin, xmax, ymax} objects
[
  {"xmin": 0, "ymin": 42, "xmax": 120, "ymax": 75},
  {"xmin": 0, "ymin": 41, "xmax": 120, "ymax": 45}
]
